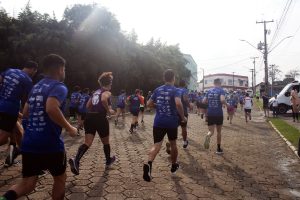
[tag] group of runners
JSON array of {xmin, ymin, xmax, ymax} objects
[{"xmin": 0, "ymin": 53, "xmax": 266, "ymax": 199}]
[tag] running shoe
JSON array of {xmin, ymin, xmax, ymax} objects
[
  {"xmin": 69, "ymin": 158, "xmax": 80, "ymax": 175},
  {"xmin": 227, "ymin": 116, "xmax": 229, "ymax": 120},
  {"xmin": 141, "ymin": 120, "xmax": 144, "ymax": 124},
  {"xmin": 204, "ymin": 135, "xmax": 211, "ymax": 149},
  {"xmin": 166, "ymin": 142, "xmax": 171, "ymax": 154},
  {"xmin": 129, "ymin": 129, "xmax": 133, "ymax": 134},
  {"xmin": 114, "ymin": 120, "xmax": 118, "ymax": 126},
  {"xmin": 4, "ymin": 145, "xmax": 20, "ymax": 167},
  {"xmin": 106, "ymin": 156, "xmax": 116, "ymax": 166},
  {"xmin": 183, "ymin": 140, "xmax": 189, "ymax": 149},
  {"xmin": 171, "ymin": 163, "xmax": 180, "ymax": 174},
  {"xmin": 201, "ymin": 114, "xmax": 204, "ymax": 119},
  {"xmin": 216, "ymin": 148, "xmax": 224, "ymax": 155},
  {"xmin": 143, "ymin": 163, "xmax": 152, "ymax": 182}
]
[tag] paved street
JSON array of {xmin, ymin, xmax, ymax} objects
[{"xmin": 1, "ymin": 108, "xmax": 300, "ymax": 200}]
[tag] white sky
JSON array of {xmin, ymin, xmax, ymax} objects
[{"xmin": 1, "ymin": 0, "xmax": 300, "ymax": 84}]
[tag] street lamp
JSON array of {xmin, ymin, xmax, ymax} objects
[{"xmin": 239, "ymin": 35, "xmax": 292, "ymax": 95}]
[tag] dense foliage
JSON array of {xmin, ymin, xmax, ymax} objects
[{"xmin": 0, "ymin": 4, "xmax": 191, "ymax": 94}]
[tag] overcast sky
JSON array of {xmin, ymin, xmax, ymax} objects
[{"xmin": 1, "ymin": 0, "xmax": 300, "ymax": 84}]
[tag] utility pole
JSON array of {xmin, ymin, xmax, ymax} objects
[
  {"xmin": 256, "ymin": 20, "xmax": 274, "ymax": 95},
  {"xmin": 250, "ymin": 57, "xmax": 259, "ymax": 94},
  {"xmin": 269, "ymin": 64, "xmax": 275, "ymax": 96},
  {"xmin": 250, "ymin": 69, "xmax": 254, "ymax": 92}
]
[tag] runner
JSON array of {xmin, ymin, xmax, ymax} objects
[
  {"xmin": 166, "ymin": 80, "xmax": 189, "ymax": 153},
  {"xmin": 244, "ymin": 93, "xmax": 253, "ymax": 123},
  {"xmin": 69, "ymin": 72, "xmax": 116, "ymax": 175},
  {"xmin": 291, "ymin": 87, "xmax": 299, "ymax": 122},
  {"xmin": 1, "ymin": 54, "xmax": 77, "ymax": 200},
  {"xmin": 77, "ymin": 88, "xmax": 90, "ymax": 135},
  {"xmin": 262, "ymin": 92, "xmax": 270, "ymax": 117},
  {"xmin": 143, "ymin": 69, "xmax": 186, "ymax": 182},
  {"xmin": 239, "ymin": 93, "xmax": 244, "ymax": 111},
  {"xmin": 272, "ymin": 95, "xmax": 279, "ymax": 117},
  {"xmin": 127, "ymin": 89, "xmax": 141, "ymax": 133},
  {"xmin": 203, "ymin": 78, "xmax": 226, "ymax": 155},
  {"xmin": 197, "ymin": 92, "xmax": 208, "ymax": 120},
  {"xmin": 139, "ymin": 90, "xmax": 145, "ymax": 124},
  {"xmin": 226, "ymin": 94, "xmax": 237, "ymax": 124},
  {"xmin": 69, "ymin": 85, "xmax": 81, "ymax": 122},
  {"xmin": 0, "ymin": 61, "xmax": 38, "ymax": 167},
  {"xmin": 115, "ymin": 90, "xmax": 126, "ymax": 126}
]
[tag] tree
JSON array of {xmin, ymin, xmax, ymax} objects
[{"xmin": 285, "ymin": 69, "xmax": 300, "ymax": 80}]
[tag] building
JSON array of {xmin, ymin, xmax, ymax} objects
[
  {"xmin": 183, "ymin": 54, "xmax": 198, "ymax": 91},
  {"xmin": 200, "ymin": 73, "xmax": 249, "ymax": 91}
]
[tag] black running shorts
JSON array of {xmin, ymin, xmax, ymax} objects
[
  {"xmin": 207, "ymin": 116, "xmax": 223, "ymax": 126},
  {"xmin": 79, "ymin": 112, "xmax": 87, "ymax": 120},
  {"xmin": 130, "ymin": 109, "xmax": 139, "ymax": 117},
  {"xmin": 139, "ymin": 107, "xmax": 145, "ymax": 112},
  {"xmin": 153, "ymin": 127, "xmax": 178, "ymax": 143},
  {"xmin": 0, "ymin": 112, "xmax": 18, "ymax": 133},
  {"xmin": 84, "ymin": 113, "xmax": 109, "ymax": 138},
  {"xmin": 244, "ymin": 109, "xmax": 252, "ymax": 113},
  {"xmin": 22, "ymin": 152, "xmax": 66, "ymax": 177}
]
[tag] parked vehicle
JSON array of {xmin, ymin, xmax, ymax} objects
[
  {"xmin": 246, "ymin": 89, "xmax": 253, "ymax": 98},
  {"xmin": 269, "ymin": 80, "xmax": 300, "ymax": 114}
]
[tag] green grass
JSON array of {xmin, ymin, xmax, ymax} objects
[
  {"xmin": 254, "ymin": 99, "xmax": 263, "ymax": 110},
  {"xmin": 270, "ymin": 118, "xmax": 300, "ymax": 147}
]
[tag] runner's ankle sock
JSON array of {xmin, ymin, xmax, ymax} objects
[
  {"xmin": 3, "ymin": 190, "xmax": 17, "ymax": 200},
  {"xmin": 217, "ymin": 144, "xmax": 221, "ymax": 150},
  {"xmin": 104, "ymin": 144, "xmax": 111, "ymax": 161},
  {"xmin": 148, "ymin": 161, "xmax": 152, "ymax": 168},
  {"xmin": 75, "ymin": 144, "xmax": 89, "ymax": 162}
]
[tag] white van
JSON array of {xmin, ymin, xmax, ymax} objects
[
  {"xmin": 269, "ymin": 80, "xmax": 300, "ymax": 114},
  {"xmin": 246, "ymin": 89, "xmax": 253, "ymax": 98}
]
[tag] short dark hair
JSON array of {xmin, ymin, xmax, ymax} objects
[
  {"xmin": 24, "ymin": 60, "xmax": 38, "ymax": 69},
  {"xmin": 83, "ymin": 88, "xmax": 90, "ymax": 94},
  {"xmin": 98, "ymin": 72, "xmax": 113, "ymax": 87},
  {"xmin": 179, "ymin": 80, "xmax": 186, "ymax": 87},
  {"xmin": 135, "ymin": 89, "xmax": 140, "ymax": 94},
  {"xmin": 42, "ymin": 54, "xmax": 65, "ymax": 71},
  {"xmin": 246, "ymin": 93, "xmax": 249, "ymax": 97},
  {"xmin": 120, "ymin": 89, "xmax": 125, "ymax": 94},
  {"xmin": 73, "ymin": 85, "xmax": 80, "ymax": 92},
  {"xmin": 164, "ymin": 69, "xmax": 175, "ymax": 82},
  {"xmin": 214, "ymin": 78, "xmax": 221, "ymax": 85}
]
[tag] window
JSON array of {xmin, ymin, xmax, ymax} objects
[
  {"xmin": 205, "ymin": 80, "xmax": 208, "ymax": 84},
  {"xmin": 228, "ymin": 79, "xmax": 233, "ymax": 86},
  {"xmin": 239, "ymin": 79, "xmax": 243, "ymax": 86}
]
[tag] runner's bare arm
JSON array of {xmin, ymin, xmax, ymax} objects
[
  {"xmin": 102, "ymin": 91, "xmax": 115, "ymax": 115},
  {"xmin": 220, "ymin": 95, "xmax": 226, "ymax": 105},
  {"xmin": 147, "ymin": 99, "xmax": 154, "ymax": 108},
  {"xmin": 46, "ymin": 97, "xmax": 76, "ymax": 136},
  {"xmin": 175, "ymin": 97, "xmax": 185, "ymax": 122},
  {"xmin": 22, "ymin": 103, "xmax": 29, "ymax": 119},
  {"xmin": 86, "ymin": 98, "xmax": 92, "ymax": 110},
  {"xmin": 202, "ymin": 97, "xmax": 208, "ymax": 104}
]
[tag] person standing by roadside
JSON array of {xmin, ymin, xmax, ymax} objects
[
  {"xmin": 272, "ymin": 95, "xmax": 279, "ymax": 118},
  {"xmin": 262, "ymin": 92, "xmax": 270, "ymax": 117},
  {"xmin": 291, "ymin": 87, "xmax": 299, "ymax": 122}
]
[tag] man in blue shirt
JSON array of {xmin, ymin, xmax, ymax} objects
[
  {"xmin": 1, "ymin": 54, "xmax": 77, "ymax": 200},
  {"xmin": 143, "ymin": 69, "xmax": 186, "ymax": 182},
  {"xmin": 203, "ymin": 78, "xmax": 226, "ymax": 154},
  {"xmin": 115, "ymin": 90, "xmax": 126, "ymax": 126},
  {"xmin": 127, "ymin": 89, "xmax": 141, "ymax": 133},
  {"xmin": 0, "ymin": 61, "xmax": 38, "ymax": 167},
  {"xmin": 77, "ymin": 88, "xmax": 90, "ymax": 135},
  {"xmin": 69, "ymin": 85, "xmax": 81, "ymax": 121}
]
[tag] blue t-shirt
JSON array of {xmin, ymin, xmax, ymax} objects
[
  {"xmin": 227, "ymin": 98, "xmax": 237, "ymax": 107},
  {"xmin": 0, "ymin": 68, "xmax": 33, "ymax": 116},
  {"xmin": 117, "ymin": 93, "xmax": 126, "ymax": 108},
  {"xmin": 151, "ymin": 85, "xmax": 181, "ymax": 128},
  {"xmin": 197, "ymin": 95, "xmax": 204, "ymax": 103},
  {"xmin": 129, "ymin": 95, "xmax": 140, "ymax": 111},
  {"xmin": 21, "ymin": 78, "xmax": 68, "ymax": 153},
  {"xmin": 205, "ymin": 87, "xmax": 225, "ymax": 117},
  {"xmin": 178, "ymin": 87, "xmax": 189, "ymax": 116},
  {"xmin": 78, "ymin": 93, "xmax": 90, "ymax": 113},
  {"xmin": 69, "ymin": 92, "xmax": 81, "ymax": 108}
]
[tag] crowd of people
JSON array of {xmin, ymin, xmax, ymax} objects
[{"xmin": 0, "ymin": 53, "xmax": 299, "ymax": 199}]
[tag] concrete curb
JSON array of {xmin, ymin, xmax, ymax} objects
[{"xmin": 269, "ymin": 121, "xmax": 299, "ymax": 159}]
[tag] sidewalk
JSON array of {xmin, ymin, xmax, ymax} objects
[{"xmin": 1, "ymin": 110, "xmax": 300, "ymax": 199}]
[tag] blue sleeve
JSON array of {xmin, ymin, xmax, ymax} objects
[
  {"xmin": 221, "ymin": 89, "xmax": 225, "ymax": 96},
  {"xmin": 205, "ymin": 91, "xmax": 209, "ymax": 98},
  {"xmin": 174, "ymin": 88, "xmax": 181, "ymax": 98},
  {"xmin": 49, "ymin": 84, "xmax": 68, "ymax": 104},
  {"xmin": 150, "ymin": 89, "xmax": 157, "ymax": 101}
]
